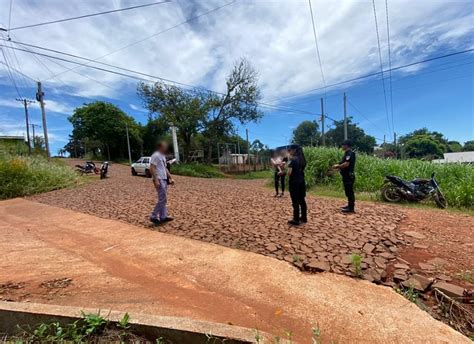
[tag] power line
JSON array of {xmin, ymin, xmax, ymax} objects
[
  {"xmin": 45, "ymin": 0, "xmax": 237, "ymax": 81},
  {"xmin": 347, "ymin": 98, "xmax": 386, "ymax": 135},
  {"xmin": 385, "ymin": 0, "xmax": 395, "ymax": 136},
  {"xmin": 371, "ymin": 0, "xmax": 391, "ymax": 135},
  {"xmin": 0, "ymin": 46, "xmax": 22, "ymax": 98},
  {"xmin": 0, "ymin": 43, "xmax": 319, "ymax": 117},
  {"xmin": 8, "ymin": 1, "xmax": 172, "ymax": 31},
  {"xmin": 265, "ymin": 48, "xmax": 474, "ymax": 103},
  {"xmin": 308, "ymin": 0, "xmax": 326, "ymax": 96},
  {"xmin": 0, "ymin": 59, "xmax": 36, "ymax": 82}
]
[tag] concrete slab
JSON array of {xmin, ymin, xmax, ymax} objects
[{"xmin": 0, "ymin": 198, "xmax": 469, "ymax": 343}]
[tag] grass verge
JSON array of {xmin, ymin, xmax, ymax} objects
[{"xmin": 0, "ymin": 154, "xmax": 79, "ymax": 199}]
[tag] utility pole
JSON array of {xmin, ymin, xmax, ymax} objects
[
  {"xmin": 16, "ymin": 98, "xmax": 34, "ymax": 155},
  {"xmin": 394, "ymin": 132, "xmax": 397, "ymax": 159},
  {"xmin": 320, "ymin": 98, "xmax": 325, "ymax": 146},
  {"xmin": 30, "ymin": 123, "xmax": 40, "ymax": 148},
  {"xmin": 246, "ymin": 128, "xmax": 250, "ymax": 174},
  {"xmin": 125, "ymin": 123, "xmax": 132, "ymax": 165},
  {"xmin": 343, "ymin": 92, "xmax": 348, "ymax": 140},
  {"xmin": 36, "ymin": 82, "xmax": 50, "ymax": 158},
  {"xmin": 171, "ymin": 125, "xmax": 180, "ymax": 162}
]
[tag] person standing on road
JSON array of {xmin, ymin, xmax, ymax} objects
[
  {"xmin": 333, "ymin": 139, "xmax": 356, "ymax": 213},
  {"xmin": 149, "ymin": 141, "xmax": 174, "ymax": 225},
  {"xmin": 271, "ymin": 151, "xmax": 286, "ymax": 197},
  {"xmin": 287, "ymin": 145, "xmax": 307, "ymax": 225}
]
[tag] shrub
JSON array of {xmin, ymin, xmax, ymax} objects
[
  {"xmin": 0, "ymin": 154, "xmax": 79, "ymax": 199},
  {"xmin": 170, "ymin": 163, "xmax": 226, "ymax": 178},
  {"xmin": 303, "ymin": 147, "xmax": 474, "ymax": 209}
]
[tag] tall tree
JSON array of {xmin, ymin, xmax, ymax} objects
[
  {"xmin": 291, "ymin": 120, "xmax": 320, "ymax": 146},
  {"xmin": 202, "ymin": 58, "xmax": 263, "ymax": 162},
  {"xmin": 137, "ymin": 83, "xmax": 208, "ymax": 160},
  {"xmin": 66, "ymin": 102, "xmax": 141, "ymax": 160},
  {"xmin": 325, "ymin": 117, "xmax": 376, "ymax": 153}
]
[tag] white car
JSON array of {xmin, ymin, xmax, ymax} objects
[{"xmin": 131, "ymin": 156, "xmax": 151, "ymax": 177}]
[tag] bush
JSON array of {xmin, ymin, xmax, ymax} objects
[
  {"xmin": 0, "ymin": 154, "xmax": 79, "ymax": 199},
  {"xmin": 304, "ymin": 147, "xmax": 474, "ymax": 209},
  {"xmin": 170, "ymin": 163, "xmax": 226, "ymax": 178}
]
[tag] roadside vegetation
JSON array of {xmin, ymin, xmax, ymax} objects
[
  {"xmin": 2, "ymin": 312, "xmax": 170, "ymax": 343},
  {"xmin": 304, "ymin": 147, "xmax": 473, "ymax": 209},
  {"xmin": 0, "ymin": 154, "xmax": 79, "ymax": 199},
  {"xmin": 171, "ymin": 163, "xmax": 226, "ymax": 178}
]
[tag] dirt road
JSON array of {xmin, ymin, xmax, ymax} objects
[
  {"xmin": 0, "ymin": 199, "xmax": 469, "ymax": 343},
  {"xmin": 31, "ymin": 162, "xmax": 473, "ymax": 285}
]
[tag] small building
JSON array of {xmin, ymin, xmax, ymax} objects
[
  {"xmin": 219, "ymin": 153, "xmax": 254, "ymax": 165},
  {"xmin": 433, "ymin": 151, "xmax": 474, "ymax": 164}
]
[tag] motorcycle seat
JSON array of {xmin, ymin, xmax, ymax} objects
[{"xmin": 412, "ymin": 178, "xmax": 430, "ymax": 184}]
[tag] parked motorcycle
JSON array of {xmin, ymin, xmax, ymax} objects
[
  {"xmin": 75, "ymin": 161, "xmax": 99, "ymax": 175},
  {"xmin": 381, "ymin": 173, "xmax": 447, "ymax": 208},
  {"xmin": 100, "ymin": 161, "xmax": 109, "ymax": 179}
]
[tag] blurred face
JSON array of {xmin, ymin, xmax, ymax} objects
[
  {"xmin": 157, "ymin": 142, "xmax": 168, "ymax": 153},
  {"xmin": 341, "ymin": 144, "xmax": 349, "ymax": 151}
]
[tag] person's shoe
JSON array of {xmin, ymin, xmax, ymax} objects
[
  {"xmin": 288, "ymin": 219, "xmax": 300, "ymax": 226},
  {"xmin": 300, "ymin": 218, "xmax": 307, "ymax": 223},
  {"xmin": 161, "ymin": 217, "xmax": 174, "ymax": 222},
  {"xmin": 341, "ymin": 208, "xmax": 355, "ymax": 214},
  {"xmin": 150, "ymin": 217, "xmax": 161, "ymax": 225},
  {"xmin": 340, "ymin": 206, "xmax": 349, "ymax": 210},
  {"xmin": 280, "ymin": 193, "xmax": 284, "ymax": 197},
  {"xmin": 274, "ymin": 193, "xmax": 279, "ymax": 197}
]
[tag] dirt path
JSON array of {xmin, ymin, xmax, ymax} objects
[
  {"xmin": 0, "ymin": 198, "xmax": 469, "ymax": 343},
  {"xmin": 31, "ymin": 162, "xmax": 473, "ymax": 288}
]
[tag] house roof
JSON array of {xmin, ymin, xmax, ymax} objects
[{"xmin": 0, "ymin": 135, "xmax": 25, "ymax": 141}]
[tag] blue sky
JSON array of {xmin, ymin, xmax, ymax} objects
[{"xmin": 0, "ymin": 0, "xmax": 472, "ymax": 155}]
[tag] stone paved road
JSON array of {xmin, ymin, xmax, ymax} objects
[{"xmin": 31, "ymin": 162, "xmax": 408, "ymax": 282}]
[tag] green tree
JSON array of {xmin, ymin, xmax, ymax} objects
[
  {"xmin": 66, "ymin": 101, "xmax": 141, "ymax": 160},
  {"xmin": 137, "ymin": 83, "xmax": 208, "ymax": 160},
  {"xmin": 139, "ymin": 116, "xmax": 170, "ymax": 155},
  {"xmin": 403, "ymin": 135, "xmax": 444, "ymax": 159},
  {"xmin": 291, "ymin": 120, "xmax": 320, "ymax": 147},
  {"xmin": 399, "ymin": 128, "xmax": 447, "ymax": 146},
  {"xmin": 202, "ymin": 58, "xmax": 263, "ymax": 162},
  {"xmin": 325, "ymin": 117, "xmax": 376, "ymax": 153},
  {"xmin": 446, "ymin": 140, "xmax": 462, "ymax": 153},
  {"xmin": 463, "ymin": 140, "xmax": 474, "ymax": 151}
]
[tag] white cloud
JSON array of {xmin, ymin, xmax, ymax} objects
[
  {"xmin": 0, "ymin": 0, "xmax": 472, "ymax": 103},
  {"xmin": 129, "ymin": 103, "xmax": 146, "ymax": 112},
  {"xmin": 0, "ymin": 98, "xmax": 73, "ymax": 115}
]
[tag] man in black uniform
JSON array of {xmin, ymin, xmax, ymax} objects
[{"xmin": 333, "ymin": 140, "xmax": 356, "ymax": 213}]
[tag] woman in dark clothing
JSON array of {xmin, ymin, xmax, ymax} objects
[{"xmin": 287, "ymin": 145, "xmax": 307, "ymax": 225}]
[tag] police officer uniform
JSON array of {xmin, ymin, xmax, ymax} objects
[{"xmin": 339, "ymin": 142, "xmax": 356, "ymax": 212}]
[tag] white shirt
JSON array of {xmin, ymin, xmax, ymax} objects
[{"xmin": 150, "ymin": 151, "xmax": 167, "ymax": 180}]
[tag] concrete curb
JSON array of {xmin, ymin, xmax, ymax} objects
[{"xmin": 0, "ymin": 301, "xmax": 272, "ymax": 343}]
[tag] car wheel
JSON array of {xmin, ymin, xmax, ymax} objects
[
  {"xmin": 145, "ymin": 169, "xmax": 152, "ymax": 178},
  {"xmin": 131, "ymin": 168, "xmax": 137, "ymax": 176}
]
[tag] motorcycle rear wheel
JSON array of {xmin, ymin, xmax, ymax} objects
[
  {"xmin": 381, "ymin": 184, "xmax": 402, "ymax": 203},
  {"xmin": 434, "ymin": 191, "xmax": 447, "ymax": 209}
]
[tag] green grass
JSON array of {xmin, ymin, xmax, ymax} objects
[
  {"xmin": 171, "ymin": 163, "xmax": 226, "ymax": 178},
  {"xmin": 304, "ymin": 147, "xmax": 474, "ymax": 209},
  {"xmin": 0, "ymin": 154, "xmax": 79, "ymax": 199}
]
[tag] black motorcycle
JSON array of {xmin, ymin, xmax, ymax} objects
[
  {"xmin": 381, "ymin": 172, "xmax": 447, "ymax": 208},
  {"xmin": 75, "ymin": 161, "xmax": 99, "ymax": 175}
]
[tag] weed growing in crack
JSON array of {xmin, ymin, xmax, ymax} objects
[
  {"xmin": 395, "ymin": 285, "xmax": 419, "ymax": 303},
  {"xmin": 350, "ymin": 253, "xmax": 362, "ymax": 277}
]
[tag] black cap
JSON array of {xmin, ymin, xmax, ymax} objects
[{"xmin": 341, "ymin": 139, "xmax": 352, "ymax": 147}]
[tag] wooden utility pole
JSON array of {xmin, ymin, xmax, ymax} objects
[
  {"xmin": 16, "ymin": 98, "xmax": 34, "ymax": 155},
  {"xmin": 343, "ymin": 92, "xmax": 348, "ymax": 140},
  {"xmin": 320, "ymin": 98, "xmax": 325, "ymax": 146},
  {"xmin": 30, "ymin": 123, "xmax": 40, "ymax": 148},
  {"xmin": 246, "ymin": 128, "xmax": 250, "ymax": 174},
  {"xmin": 125, "ymin": 123, "xmax": 132, "ymax": 165},
  {"xmin": 36, "ymin": 82, "xmax": 50, "ymax": 158}
]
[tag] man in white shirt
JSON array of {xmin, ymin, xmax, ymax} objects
[{"xmin": 149, "ymin": 141, "xmax": 174, "ymax": 224}]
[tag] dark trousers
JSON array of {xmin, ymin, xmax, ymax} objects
[
  {"xmin": 274, "ymin": 171, "xmax": 285, "ymax": 194},
  {"xmin": 342, "ymin": 175, "xmax": 355, "ymax": 210},
  {"xmin": 290, "ymin": 181, "xmax": 307, "ymax": 222}
]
